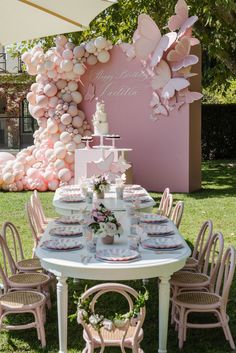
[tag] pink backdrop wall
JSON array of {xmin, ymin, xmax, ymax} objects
[{"xmin": 79, "ymin": 46, "xmax": 201, "ymax": 192}]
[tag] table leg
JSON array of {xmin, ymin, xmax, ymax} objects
[
  {"xmin": 158, "ymin": 275, "xmax": 170, "ymax": 353},
  {"xmin": 57, "ymin": 276, "xmax": 68, "ymax": 353}
]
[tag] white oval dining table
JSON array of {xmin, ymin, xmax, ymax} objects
[{"xmin": 36, "ymin": 210, "xmax": 191, "ymax": 353}]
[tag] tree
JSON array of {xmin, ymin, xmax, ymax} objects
[{"xmin": 8, "ymin": 0, "xmax": 236, "ymax": 90}]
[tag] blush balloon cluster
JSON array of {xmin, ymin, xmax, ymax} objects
[{"xmin": 0, "ymin": 35, "xmax": 112, "ymax": 191}]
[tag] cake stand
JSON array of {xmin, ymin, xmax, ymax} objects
[
  {"xmin": 104, "ymin": 134, "xmax": 120, "ymax": 148},
  {"xmin": 92, "ymin": 134, "xmax": 111, "ymax": 149},
  {"xmin": 81, "ymin": 136, "xmax": 93, "ymax": 149}
]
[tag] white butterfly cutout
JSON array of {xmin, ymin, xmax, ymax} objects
[
  {"xmin": 167, "ymin": 36, "xmax": 198, "ymax": 72},
  {"xmin": 152, "ymin": 60, "xmax": 189, "ymax": 99},
  {"xmin": 133, "ymin": 14, "xmax": 177, "ymax": 67},
  {"xmin": 167, "ymin": 0, "xmax": 198, "ymax": 37},
  {"xmin": 84, "ymin": 82, "xmax": 95, "ymax": 102},
  {"xmin": 150, "ymin": 91, "xmax": 169, "ymax": 117},
  {"xmin": 89, "ymin": 153, "xmax": 114, "ymax": 175}
]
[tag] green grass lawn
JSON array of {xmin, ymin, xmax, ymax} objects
[{"xmin": 0, "ymin": 160, "xmax": 235, "ymax": 353}]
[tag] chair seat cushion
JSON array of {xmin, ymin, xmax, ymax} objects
[
  {"xmin": 0, "ymin": 290, "xmax": 45, "ymax": 309},
  {"xmin": 174, "ymin": 291, "xmax": 220, "ymax": 308},
  {"xmin": 171, "ymin": 271, "xmax": 209, "ymax": 287},
  {"xmin": 9, "ymin": 273, "xmax": 49, "ymax": 286},
  {"xmin": 17, "ymin": 258, "xmax": 42, "ymax": 271}
]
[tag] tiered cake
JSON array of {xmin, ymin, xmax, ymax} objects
[{"xmin": 92, "ymin": 101, "xmax": 109, "ymax": 135}]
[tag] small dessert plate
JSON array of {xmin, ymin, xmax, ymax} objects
[
  {"xmin": 41, "ymin": 238, "xmax": 83, "ymax": 251},
  {"xmin": 49, "ymin": 226, "xmax": 83, "ymax": 236},
  {"xmin": 56, "ymin": 215, "xmax": 82, "ymax": 225},
  {"xmin": 139, "ymin": 213, "xmax": 168, "ymax": 224}
]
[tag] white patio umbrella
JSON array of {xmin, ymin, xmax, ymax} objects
[{"xmin": 0, "ymin": 0, "xmax": 116, "ymax": 45}]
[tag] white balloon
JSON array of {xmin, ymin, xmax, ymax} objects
[
  {"xmin": 86, "ymin": 55, "xmax": 98, "ymax": 65},
  {"xmin": 71, "ymin": 91, "xmax": 82, "ymax": 104},
  {"xmin": 97, "ymin": 50, "xmax": 110, "ymax": 63},
  {"xmin": 73, "ymin": 63, "xmax": 85, "ymax": 76},
  {"xmin": 94, "ymin": 36, "xmax": 107, "ymax": 50}
]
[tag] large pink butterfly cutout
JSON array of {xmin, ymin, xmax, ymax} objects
[
  {"xmin": 150, "ymin": 92, "xmax": 169, "ymax": 118},
  {"xmin": 167, "ymin": 36, "xmax": 198, "ymax": 71},
  {"xmin": 152, "ymin": 60, "xmax": 189, "ymax": 99},
  {"xmin": 179, "ymin": 88, "xmax": 203, "ymax": 103},
  {"xmin": 134, "ymin": 14, "xmax": 177, "ymax": 66},
  {"xmin": 167, "ymin": 0, "xmax": 198, "ymax": 38}
]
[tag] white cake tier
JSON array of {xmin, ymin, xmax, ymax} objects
[
  {"xmin": 94, "ymin": 112, "xmax": 107, "ymax": 122},
  {"xmin": 94, "ymin": 122, "xmax": 109, "ymax": 135}
]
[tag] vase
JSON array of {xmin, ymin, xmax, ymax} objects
[
  {"xmin": 101, "ymin": 235, "xmax": 114, "ymax": 244},
  {"xmin": 95, "ymin": 190, "xmax": 104, "ymax": 199}
]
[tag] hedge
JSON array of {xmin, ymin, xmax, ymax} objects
[{"xmin": 202, "ymin": 104, "xmax": 236, "ymax": 160}]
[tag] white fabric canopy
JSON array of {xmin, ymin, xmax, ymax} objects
[{"xmin": 0, "ymin": 0, "xmax": 116, "ymax": 45}]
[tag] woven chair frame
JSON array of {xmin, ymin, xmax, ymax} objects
[
  {"xmin": 173, "ymin": 246, "xmax": 236, "ymax": 350},
  {"xmin": 77, "ymin": 283, "xmax": 146, "ymax": 353}
]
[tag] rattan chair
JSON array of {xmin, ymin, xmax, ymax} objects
[
  {"xmin": 2, "ymin": 221, "xmax": 42, "ymax": 272},
  {"xmin": 25, "ymin": 201, "xmax": 44, "ymax": 256},
  {"xmin": 182, "ymin": 220, "xmax": 213, "ymax": 272},
  {"xmin": 0, "ymin": 235, "xmax": 51, "ymax": 308},
  {"xmin": 158, "ymin": 187, "xmax": 170, "ymax": 214},
  {"xmin": 77, "ymin": 283, "xmax": 146, "ymax": 353},
  {"xmin": 32, "ymin": 190, "xmax": 55, "ymax": 229},
  {"xmin": 170, "ymin": 232, "xmax": 224, "ymax": 324},
  {"xmin": 162, "ymin": 193, "xmax": 173, "ymax": 218},
  {"xmin": 170, "ymin": 201, "xmax": 184, "ymax": 228},
  {"xmin": 0, "ymin": 290, "xmax": 46, "ymax": 347},
  {"xmin": 173, "ymin": 246, "xmax": 236, "ymax": 349}
]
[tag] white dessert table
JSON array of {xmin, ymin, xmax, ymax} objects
[
  {"xmin": 53, "ymin": 186, "xmax": 156, "ymax": 215},
  {"xmin": 36, "ymin": 216, "xmax": 191, "ymax": 353}
]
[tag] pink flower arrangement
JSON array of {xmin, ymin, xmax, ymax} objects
[{"xmin": 89, "ymin": 203, "xmax": 123, "ymax": 237}]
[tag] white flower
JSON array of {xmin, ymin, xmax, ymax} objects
[
  {"xmin": 105, "ymin": 222, "xmax": 117, "ymax": 235},
  {"xmin": 102, "ymin": 319, "xmax": 114, "ymax": 331},
  {"xmin": 89, "ymin": 314, "xmax": 103, "ymax": 326},
  {"xmin": 77, "ymin": 309, "xmax": 87, "ymax": 323}
]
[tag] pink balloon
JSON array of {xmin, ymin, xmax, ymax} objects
[
  {"xmin": 58, "ymin": 168, "xmax": 72, "ymax": 182},
  {"xmin": 48, "ymin": 179, "xmax": 59, "ymax": 191},
  {"xmin": 48, "ymin": 96, "xmax": 58, "ymax": 108},
  {"xmin": 32, "ymin": 105, "xmax": 45, "ymax": 119},
  {"xmin": 0, "ymin": 152, "xmax": 15, "ymax": 166},
  {"xmin": 36, "ymin": 95, "xmax": 49, "ymax": 107},
  {"xmin": 44, "ymin": 83, "xmax": 58, "ymax": 97},
  {"xmin": 27, "ymin": 92, "xmax": 36, "ymax": 105}
]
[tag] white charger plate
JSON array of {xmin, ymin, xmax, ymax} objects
[
  {"xmin": 49, "ymin": 226, "xmax": 83, "ymax": 236},
  {"xmin": 96, "ymin": 248, "xmax": 139, "ymax": 262},
  {"xmin": 41, "ymin": 238, "xmax": 83, "ymax": 251},
  {"xmin": 56, "ymin": 215, "xmax": 82, "ymax": 225},
  {"xmin": 141, "ymin": 238, "xmax": 183, "ymax": 250},
  {"xmin": 139, "ymin": 213, "xmax": 168, "ymax": 224}
]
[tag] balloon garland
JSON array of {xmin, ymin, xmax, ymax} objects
[{"xmin": 0, "ymin": 35, "xmax": 112, "ymax": 191}]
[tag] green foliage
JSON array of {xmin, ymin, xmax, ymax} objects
[
  {"xmin": 202, "ymin": 104, "xmax": 236, "ymax": 160},
  {"xmin": 7, "ymin": 0, "xmax": 236, "ymax": 91}
]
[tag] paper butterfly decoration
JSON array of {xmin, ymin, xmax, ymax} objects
[
  {"xmin": 120, "ymin": 0, "xmax": 202, "ymax": 120},
  {"xmin": 134, "ymin": 14, "xmax": 177, "ymax": 66},
  {"xmin": 84, "ymin": 82, "xmax": 96, "ymax": 102},
  {"xmin": 152, "ymin": 60, "xmax": 189, "ymax": 99},
  {"xmin": 167, "ymin": 0, "xmax": 198, "ymax": 38},
  {"xmin": 87, "ymin": 152, "xmax": 114, "ymax": 177},
  {"xmin": 167, "ymin": 36, "xmax": 198, "ymax": 71},
  {"xmin": 150, "ymin": 92, "xmax": 168, "ymax": 117}
]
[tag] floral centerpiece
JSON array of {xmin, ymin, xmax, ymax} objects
[
  {"xmin": 92, "ymin": 175, "xmax": 109, "ymax": 198},
  {"xmin": 89, "ymin": 203, "xmax": 123, "ymax": 244}
]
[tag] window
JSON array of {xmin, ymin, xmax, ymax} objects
[
  {"xmin": 0, "ymin": 97, "xmax": 6, "ymax": 114},
  {"xmin": 21, "ymin": 98, "xmax": 37, "ymax": 133}
]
